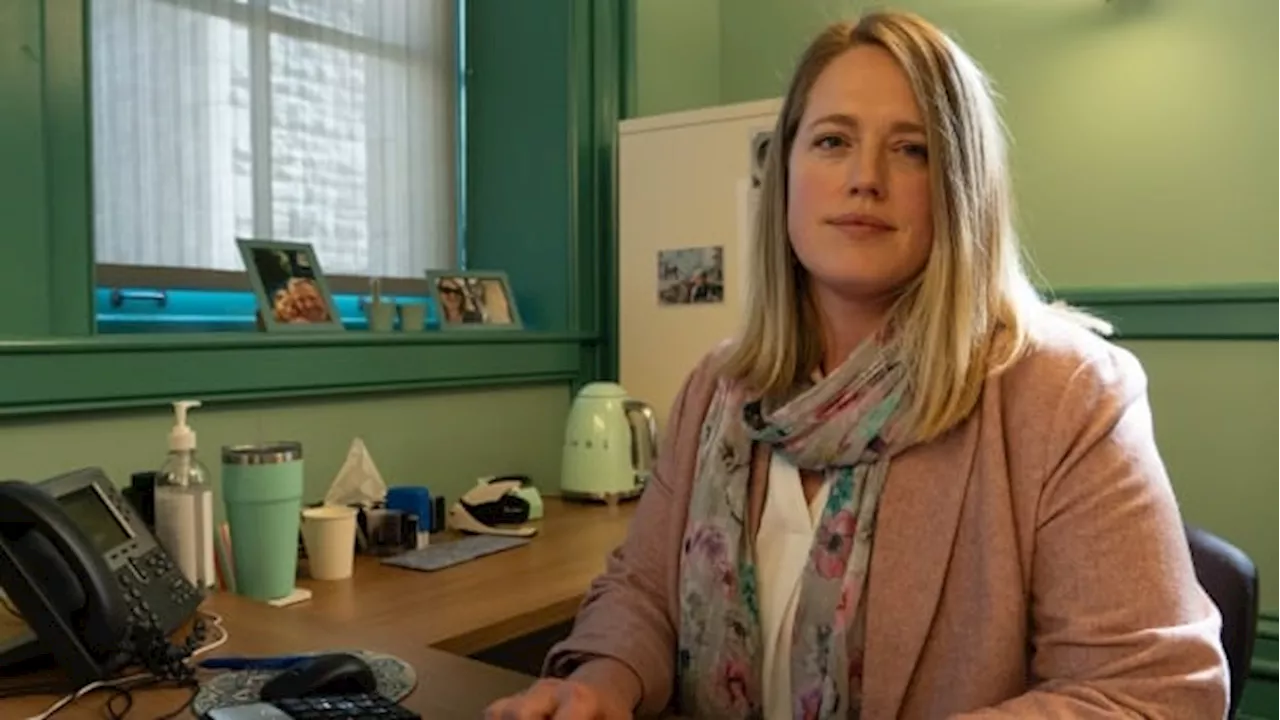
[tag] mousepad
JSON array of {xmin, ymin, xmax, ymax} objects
[{"xmin": 191, "ymin": 649, "xmax": 416, "ymax": 717}]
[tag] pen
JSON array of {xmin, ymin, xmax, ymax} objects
[{"xmin": 198, "ymin": 655, "xmax": 312, "ymax": 671}]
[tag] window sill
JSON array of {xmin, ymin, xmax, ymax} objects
[{"xmin": 0, "ymin": 330, "xmax": 595, "ymax": 417}]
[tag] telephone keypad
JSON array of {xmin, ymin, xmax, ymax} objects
[{"xmin": 114, "ymin": 548, "xmax": 202, "ymax": 635}]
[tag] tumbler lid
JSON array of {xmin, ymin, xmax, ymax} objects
[{"xmin": 221, "ymin": 442, "xmax": 302, "ymax": 465}]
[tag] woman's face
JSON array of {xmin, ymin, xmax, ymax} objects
[
  {"xmin": 440, "ymin": 283, "xmax": 463, "ymax": 309},
  {"xmin": 787, "ymin": 45, "xmax": 934, "ymax": 304}
]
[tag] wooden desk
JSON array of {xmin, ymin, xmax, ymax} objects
[
  {"xmin": 293, "ymin": 498, "xmax": 636, "ymax": 655},
  {"xmin": 0, "ymin": 498, "xmax": 636, "ymax": 719}
]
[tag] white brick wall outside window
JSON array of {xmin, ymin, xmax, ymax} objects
[{"xmin": 91, "ymin": 0, "xmax": 456, "ymax": 280}]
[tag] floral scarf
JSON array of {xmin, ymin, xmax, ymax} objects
[{"xmin": 677, "ymin": 336, "xmax": 910, "ymax": 719}]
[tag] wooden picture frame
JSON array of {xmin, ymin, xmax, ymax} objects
[
  {"xmin": 426, "ymin": 270, "xmax": 523, "ymax": 330},
  {"xmin": 237, "ymin": 238, "xmax": 344, "ymax": 332}
]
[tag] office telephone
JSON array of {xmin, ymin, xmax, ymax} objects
[{"xmin": 0, "ymin": 467, "xmax": 204, "ymax": 686}]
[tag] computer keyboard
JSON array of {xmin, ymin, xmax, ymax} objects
[
  {"xmin": 271, "ymin": 693, "xmax": 420, "ymax": 719},
  {"xmin": 380, "ymin": 534, "xmax": 531, "ymax": 572}
]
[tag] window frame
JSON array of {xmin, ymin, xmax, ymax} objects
[
  {"xmin": 0, "ymin": 0, "xmax": 627, "ymax": 418},
  {"xmin": 91, "ymin": 0, "xmax": 462, "ymax": 327}
]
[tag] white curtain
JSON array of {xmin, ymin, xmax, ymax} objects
[{"xmin": 90, "ymin": 0, "xmax": 456, "ymax": 279}]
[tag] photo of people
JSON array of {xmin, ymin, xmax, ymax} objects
[
  {"xmin": 248, "ymin": 247, "xmax": 335, "ymax": 324},
  {"xmin": 658, "ymin": 246, "xmax": 725, "ymax": 306},
  {"xmin": 431, "ymin": 273, "xmax": 520, "ymax": 327}
]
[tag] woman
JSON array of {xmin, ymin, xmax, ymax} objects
[
  {"xmin": 487, "ymin": 10, "xmax": 1227, "ymax": 719},
  {"xmin": 438, "ymin": 278, "xmax": 484, "ymax": 324}
]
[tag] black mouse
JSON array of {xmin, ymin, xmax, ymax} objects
[{"xmin": 258, "ymin": 653, "xmax": 377, "ymax": 701}]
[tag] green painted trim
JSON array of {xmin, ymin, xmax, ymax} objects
[
  {"xmin": 463, "ymin": 0, "xmax": 577, "ymax": 333},
  {"xmin": 1, "ymin": 0, "xmax": 54, "ymax": 336},
  {"xmin": 594, "ymin": 0, "xmax": 622, "ymax": 385},
  {"xmin": 1050, "ymin": 284, "xmax": 1276, "ymax": 340},
  {"xmin": 0, "ymin": 332, "xmax": 590, "ymax": 417},
  {"xmin": 44, "ymin": 0, "xmax": 93, "ymax": 336},
  {"xmin": 619, "ymin": 0, "xmax": 637, "ymax": 119},
  {"xmin": 1257, "ymin": 611, "xmax": 1278, "ymax": 638},
  {"xmin": 1254, "ymin": 611, "xmax": 1278, "ymax": 681},
  {"xmin": 567, "ymin": 0, "xmax": 593, "ymax": 347},
  {"xmin": 566, "ymin": 0, "xmax": 622, "ymax": 391},
  {"xmin": 454, "ymin": 0, "xmax": 468, "ymax": 269}
]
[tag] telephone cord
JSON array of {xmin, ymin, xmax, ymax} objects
[{"xmin": 21, "ymin": 609, "xmax": 227, "ymax": 720}]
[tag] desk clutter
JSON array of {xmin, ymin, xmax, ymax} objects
[
  {"xmin": 117, "ymin": 431, "xmax": 548, "ymax": 607},
  {"xmin": 0, "ymin": 395, "xmax": 632, "ymax": 720},
  {"xmin": 0, "ymin": 462, "xmax": 632, "ymax": 719}
]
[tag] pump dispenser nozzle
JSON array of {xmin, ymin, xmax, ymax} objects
[
  {"xmin": 169, "ymin": 400, "xmax": 202, "ymax": 452},
  {"xmin": 157, "ymin": 399, "xmax": 214, "ymax": 589}
]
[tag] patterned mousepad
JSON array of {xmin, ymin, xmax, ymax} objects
[{"xmin": 192, "ymin": 649, "xmax": 416, "ymax": 717}]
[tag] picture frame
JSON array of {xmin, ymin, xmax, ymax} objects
[
  {"xmin": 237, "ymin": 238, "xmax": 344, "ymax": 332},
  {"xmin": 426, "ymin": 270, "xmax": 523, "ymax": 330},
  {"xmin": 658, "ymin": 246, "xmax": 725, "ymax": 306}
]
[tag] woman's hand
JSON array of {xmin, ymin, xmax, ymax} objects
[{"xmin": 484, "ymin": 677, "xmax": 634, "ymax": 720}]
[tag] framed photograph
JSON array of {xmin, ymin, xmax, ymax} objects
[
  {"xmin": 426, "ymin": 270, "xmax": 523, "ymax": 330},
  {"xmin": 658, "ymin": 246, "xmax": 725, "ymax": 306},
  {"xmin": 237, "ymin": 238, "xmax": 344, "ymax": 332}
]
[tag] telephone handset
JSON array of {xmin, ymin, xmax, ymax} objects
[
  {"xmin": 0, "ymin": 468, "xmax": 204, "ymax": 687},
  {"xmin": 0, "ymin": 480, "xmax": 130, "ymax": 683}
]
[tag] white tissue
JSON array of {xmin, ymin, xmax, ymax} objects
[{"xmin": 323, "ymin": 438, "xmax": 388, "ymax": 507}]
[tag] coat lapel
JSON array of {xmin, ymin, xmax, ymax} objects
[{"xmin": 860, "ymin": 416, "xmax": 981, "ymax": 718}]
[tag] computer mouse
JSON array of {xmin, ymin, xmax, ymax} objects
[{"xmin": 258, "ymin": 653, "xmax": 377, "ymax": 701}]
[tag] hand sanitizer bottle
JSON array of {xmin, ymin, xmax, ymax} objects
[{"xmin": 154, "ymin": 400, "xmax": 216, "ymax": 590}]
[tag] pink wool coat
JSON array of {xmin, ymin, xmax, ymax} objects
[{"xmin": 546, "ymin": 315, "xmax": 1229, "ymax": 719}]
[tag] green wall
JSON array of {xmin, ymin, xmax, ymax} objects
[
  {"xmin": 631, "ymin": 0, "xmax": 1277, "ymax": 603},
  {"xmin": 631, "ymin": 0, "xmax": 720, "ymax": 119},
  {"xmin": 635, "ymin": 0, "xmax": 1278, "ymax": 287},
  {"xmin": 0, "ymin": 383, "xmax": 572, "ymax": 521},
  {"xmin": 714, "ymin": 0, "xmax": 1279, "ymax": 289}
]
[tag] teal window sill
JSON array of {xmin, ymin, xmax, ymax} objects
[
  {"xmin": 93, "ymin": 286, "xmax": 440, "ymax": 334},
  {"xmin": 0, "ymin": 331, "xmax": 594, "ymax": 417}
]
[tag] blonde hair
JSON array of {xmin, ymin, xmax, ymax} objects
[{"xmin": 719, "ymin": 10, "xmax": 1108, "ymax": 443}]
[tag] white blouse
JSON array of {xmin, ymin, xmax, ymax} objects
[{"xmin": 756, "ymin": 452, "xmax": 830, "ymax": 720}]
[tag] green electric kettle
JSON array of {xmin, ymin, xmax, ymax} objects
[{"xmin": 560, "ymin": 382, "xmax": 657, "ymax": 502}]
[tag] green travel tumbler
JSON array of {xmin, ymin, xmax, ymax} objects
[{"xmin": 221, "ymin": 442, "xmax": 304, "ymax": 601}]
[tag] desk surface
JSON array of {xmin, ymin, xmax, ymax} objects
[{"xmin": 1, "ymin": 498, "xmax": 636, "ymax": 719}]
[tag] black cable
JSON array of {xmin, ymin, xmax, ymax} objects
[
  {"xmin": 104, "ymin": 683, "xmax": 134, "ymax": 720},
  {"xmin": 20, "ymin": 614, "xmax": 215, "ymax": 719},
  {"xmin": 101, "ymin": 676, "xmax": 197, "ymax": 720},
  {"xmin": 117, "ymin": 616, "xmax": 207, "ymax": 687}
]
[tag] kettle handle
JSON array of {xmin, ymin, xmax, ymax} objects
[{"xmin": 623, "ymin": 400, "xmax": 658, "ymax": 481}]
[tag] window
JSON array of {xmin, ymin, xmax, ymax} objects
[{"xmin": 90, "ymin": 0, "xmax": 456, "ymax": 330}]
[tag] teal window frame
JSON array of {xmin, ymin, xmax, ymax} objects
[{"xmin": 0, "ymin": 0, "xmax": 624, "ymax": 416}]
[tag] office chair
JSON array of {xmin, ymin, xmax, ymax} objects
[{"xmin": 1185, "ymin": 524, "xmax": 1259, "ymax": 719}]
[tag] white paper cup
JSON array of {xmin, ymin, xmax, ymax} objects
[{"xmin": 301, "ymin": 505, "xmax": 358, "ymax": 580}]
